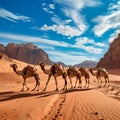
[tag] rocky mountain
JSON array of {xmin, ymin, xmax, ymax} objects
[
  {"xmin": 75, "ymin": 60, "xmax": 97, "ymax": 68},
  {"xmin": 97, "ymin": 33, "xmax": 120, "ymax": 69},
  {"xmin": 0, "ymin": 43, "xmax": 52, "ymax": 65}
]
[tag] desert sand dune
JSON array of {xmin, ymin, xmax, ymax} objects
[{"xmin": 0, "ymin": 59, "xmax": 120, "ymax": 120}]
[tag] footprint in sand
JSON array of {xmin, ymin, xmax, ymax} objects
[
  {"xmin": 91, "ymin": 112, "xmax": 104, "ymax": 120},
  {"xmin": 94, "ymin": 112, "xmax": 99, "ymax": 115},
  {"xmin": 0, "ymin": 115, "xmax": 4, "ymax": 118},
  {"xmin": 42, "ymin": 94, "xmax": 66, "ymax": 120}
]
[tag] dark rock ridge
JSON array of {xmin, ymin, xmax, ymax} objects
[
  {"xmin": 0, "ymin": 43, "xmax": 52, "ymax": 65},
  {"xmin": 75, "ymin": 60, "xmax": 97, "ymax": 68},
  {"xmin": 97, "ymin": 33, "xmax": 120, "ymax": 69}
]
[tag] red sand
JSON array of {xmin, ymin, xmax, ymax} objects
[{"xmin": 0, "ymin": 59, "xmax": 120, "ymax": 120}]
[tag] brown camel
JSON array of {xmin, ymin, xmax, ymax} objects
[
  {"xmin": 38, "ymin": 62, "xmax": 67, "ymax": 91},
  {"xmin": 79, "ymin": 67, "xmax": 90, "ymax": 88},
  {"xmin": 10, "ymin": 64, "xmax": 40, "ymax": 92},
  {"xmin": 67, "ymin": 66, "xmax": 82, "ymax": 88},
  {"xmin": 89, "ymin": 67, "xmax": 109, "ymax": 87}
]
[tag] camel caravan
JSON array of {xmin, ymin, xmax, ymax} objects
[{"xmin": 10, "ymin": 62, "xmax": 110, "ymax": 92}]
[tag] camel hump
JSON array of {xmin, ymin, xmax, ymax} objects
[
  {"xmin": 51, "ymin": 64, "xmax": 63, "ymax": 74},
  {"xmin": 23, "ymin": 65, "xmax": 36, "ymax": 75},
  {"xmin": 57, "ymin": 64, "xmax": 64, "ymax": 70},
  {"xmin": 98, "ymin": 67, "xmax": 107, "ymax": 73}
]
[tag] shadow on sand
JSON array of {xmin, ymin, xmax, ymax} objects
[{"xmin": 0, "ymin": 87, "xmax": 97, "ymax": 102}]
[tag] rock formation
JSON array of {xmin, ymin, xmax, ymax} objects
[
  {"xmin": 97, "ymin": 33, "xmax": 120, "ymax": 69},
  {"xmin": 75, "ymin": 60, "xmax": 97, "ymax": 68},
  {"xmin": 0, "ymin": 43, "xmax": 52, "ymax": 65}
]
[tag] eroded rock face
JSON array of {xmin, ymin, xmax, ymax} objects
[
  {"xmin": 0, "ymin": 43, "xmax": 52, "ymax": 65},
  {"xmin": 97, "ymin": 33, "xmax": 120, "ymax": 69}
]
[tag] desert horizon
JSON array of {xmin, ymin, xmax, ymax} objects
[{"xmin": 0, "ymin": 58, "xmax": 120, "ymax": 120}]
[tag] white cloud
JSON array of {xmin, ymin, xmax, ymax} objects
[
  {"xmin": 65, "ymin": 19, "xmax": 72, "ymax": 24},
  {"xmin": 72, "ymin": 37, "xmax": 104, "ymax": 54},
  {"xmin": 108, "ymin": 29, "xmax": 120, "ymax": 43},
  {"xmin": 41, "ymin": 0, "xmax": 102, "ymax": 38},
  {"xmin": 51, "ymin": 16, "xmax": 65, "ymax": 25},
  {"xmin": 42, "ymin": 7, "xmax": 54, "ymax": 14},
  {"xmin": 0, "ymin": 8, "xmax": 31, "ymax": 22},
  {"xmin": 0, "ymin": 32, "xmax": 104, "ymax": 54},
  {"xmin": 62, "ymin": 9, "xmax": 88, "ymax": 34},
  {"xmin": 49, "ymin": 4, "xmax": 55, "ymax": 9},
  {"xmin": 54, "ymin": 0, "xmax": 101, "ymax": 10},
  {"xmin": 72, "ymin": 44, "xmax": 103, "ymax": 54},
  {"xmin": 92, "ymin": 1, "xmax": 120, "ymax": 37},
  {"xmin": 53, "ymin": 0, "xmax": 102, "ymax": 35},
  {"xmin": 108, "ymin": 1, "xmax": 120, "ymax": 10},
  {"xmin": 75, "ymin": 37, "xmax": 106, "ymax": 47},
  {"xmin": 0, "ymin": 33, "xmax": 69, "ymax": 47},
  {"xmin": 41, "ymin": 2, "xmax": 54, "ymax": 14},
  {"xmin": 41, "ymin": 24, "xmax": 83, "ymax": 37}
]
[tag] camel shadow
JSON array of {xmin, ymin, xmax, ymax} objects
[{"xmin": 0, "ymin": 87, "xmax": 97, "ymax": 102}]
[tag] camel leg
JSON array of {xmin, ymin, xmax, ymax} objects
[
  {"xmin": 32, "ymin": 80, "xmax": 40, "ymax": 91},
  {"xmin": 62, "ymin": 73, "xmax": 67, "ymax": 90},
  {"xmin": 64, "ymin": 79, "xmax": 67, "ymax": 90},
  {"xmin": 103, "ymin": 77, "xmax": 107, "ymax": 87},
  {"xmin": 84, "ymin": 77, "xmax": 87, "ymax": 88},
  {"xmin": 62, "ymin": 79, "xmax": 67, "ymax": 90},
  {"xmin": 54, "ymin": 76, "xmax": 58, "ymax": 91},
  {"xmin": 96, "ymin": 77, "xmax": 99, "ymax": 84},
  {"xmin": 24, "ymin": 83, "xmax": 29, "ymax": 91},
  {"xmin": 97, "ymin": 77, "xmax": 101, "ymax": 88},
  {"xmin": 68, "ymin": 76, "xmax": 73, "ymax": 89},
  {"xmin": 107, "ymin": 77, "xmax": 110, "ymax": 87},
  {"xmin": 36, "ymin": 80, "xmax": 40, "ymax": 91},
  {"xmin": 43, "ymin": 75, "xmax": 51, "ymax": 91},
  {"xmin": 87, "ymin": 78, "xmax": 90, "ymax": 88},
  {"xmin": 78, "ymin": 77, "xmax": 82, "ymax": 88},
  {"xmin": 99, "ymin": 77, "xmax": 102, "ymax": 87},
  {"xmin": 74, "ymin": 77, "xmax": 78, "ymax": 88},
  {"xmin": 32, "ymin": 75, "xmax": 40, "ymax": 91},
  {"xmin": 21, "ymin": 78, "xmax": 28, "ymax": 92}
]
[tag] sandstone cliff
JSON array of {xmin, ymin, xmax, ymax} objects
[
  {"xmin": 97, "ymin": 33, "xmax": 120, "ymax": 69},
  {"xmin": 0, "ymin": 43, "xmax": 52, "ymax": 65}
]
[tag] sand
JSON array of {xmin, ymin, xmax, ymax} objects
[{"xmin": 0, "ymin": 59, "xmax": 120, "ymax": 120}]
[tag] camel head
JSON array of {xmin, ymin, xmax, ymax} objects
[
  {"xmin": 10, "ymin": 64, "xmax": 17, "ymax": 69},
  {"xmin": 10, "ymin": 64, "xmax": 19, "ymax": 74},
  {"xmin": 38, "ymin": 62, "xmax": 45, "ymax": 67}
]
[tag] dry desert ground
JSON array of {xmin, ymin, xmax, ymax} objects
[{"xmin": 0, "ymin": 59, "xmax": 120, "ymax": 120}]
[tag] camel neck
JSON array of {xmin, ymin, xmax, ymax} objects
[
  {"xmin": 12, "ymin": 67, "xmax": 21, "ymax": 75},
  {"xmin": 40, "ymin": 65, "xmax": 47, "ymax": 74},
  {"xmin": 40, "ymin": 65, "xmax": 51, "ymax": 74},
  {"xmin": 90, "ymin": 70, "xmax": 97, "ymax": 76}
]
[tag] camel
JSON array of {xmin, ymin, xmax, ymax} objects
[
  {"xmin": 38, "ymin": 62, "xmax": 67, "ymax": 91},
  {"xmin": 10, "ymin": 64, "xmax": 40, "ymax": 92},
  {"xmin": 89, "ymin": 67, "xmax": 109, "ymax": 87},
  {"xmin": 67, "ymin": 66, "xmax": 82, "ymax": 88},
  {"xmin": 79, "ymin": 67, "xmax": 90, "ymax": 88}
]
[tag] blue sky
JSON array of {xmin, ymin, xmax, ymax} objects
[{"xmin": 0, "ymin": 0, "xmax": 120, "ymax": 65}]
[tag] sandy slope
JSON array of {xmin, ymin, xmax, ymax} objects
[{"xmin": 0, "ymin": 59, "xmax": 120, "ymax": 120}]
